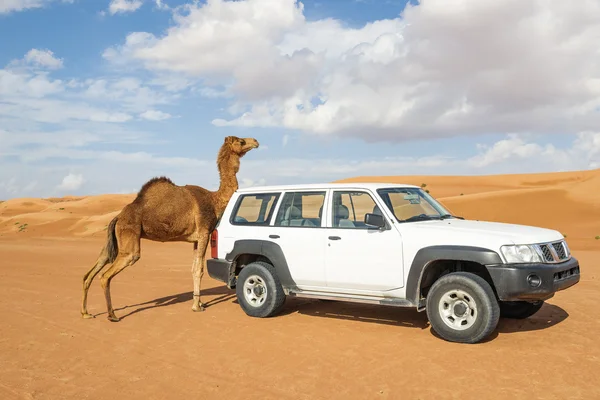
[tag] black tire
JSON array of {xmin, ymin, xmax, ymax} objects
[
  {"xmin": 426, "ymin": 272, "xmax": 500, "ymax": 344},
  {"xmin": 236, "ymin": 261, "xmax": 286, "ymax": 318},
  {"xmin": 499, "ymin": 300, "xmax": 544, "ymax": 319}
]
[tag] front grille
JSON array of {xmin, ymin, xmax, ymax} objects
[
  {"xmin": 535, "ymin": 240, "xmax": 570, "ymax": 264},
  {"xmin": 554, "ymin": 266, "xmax": 580, "ymax": 282},
  {"xmin": 552, "ymin": 242, "xmax": 567, "ymax": 259},
  {"xmin": 540, "ymin": 245, "xmax": 554, "ymax": 262}
]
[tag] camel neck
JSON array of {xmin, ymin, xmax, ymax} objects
[{"xmin": 215, "ymin": 152, "xmax": 239, "ymax": 210}]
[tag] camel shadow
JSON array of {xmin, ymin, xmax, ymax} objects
[
  {"xmin": 279, "ymin": 298, "xmax": 431, "ymax": 329},
  {"xmin": 92, "ymin": 285, "xmax": 235, "ymax": 320}
]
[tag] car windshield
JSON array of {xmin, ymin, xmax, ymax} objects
[{"xmin": 376, "ymin": 187, "xmax": 452, "ymax": 222}]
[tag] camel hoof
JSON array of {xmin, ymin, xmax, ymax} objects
[
  {"xmin": 192, "ymin": 304, "xmax": 205, "ymax": 312},
  {"xmin": 107, "ymin": 315, "xmax": 120, "ymax": 322},
  {"xmin": 82, "ymin": 313, "xmax": 95, "ymax": 319}
]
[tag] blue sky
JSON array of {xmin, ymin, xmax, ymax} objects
[{"xmin": 1, "ymin": 0, "xmax": 599, "ymax": 199}]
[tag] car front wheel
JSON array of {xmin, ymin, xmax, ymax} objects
[
  {"xmin": 499, "ymin": 300, "xmax": 544, "ymax": 319},
  {"xmin": 426, "ymin": 272, "xmax": 500, "ymax": 344},
  {"xmin": 236, "ymin": 261, "xmax": 286, "ymax": 318}
]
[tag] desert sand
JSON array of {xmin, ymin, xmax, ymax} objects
[{"xmin": 1, "ymin": 170, "xmax": 599, "ymax": 399}]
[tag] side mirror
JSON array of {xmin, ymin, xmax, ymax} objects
[{"xmin": 364, "ymin": 213, "xmax": 386, "ymax": 229}]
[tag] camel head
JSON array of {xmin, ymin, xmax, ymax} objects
[{"xmin": 224, "ymin": 136, "xmax": 259, "ymax": 158}]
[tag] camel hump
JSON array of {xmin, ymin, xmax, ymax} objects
[{"xmin": 134, "ymin": 176, "xmax": 176, "ymax": 201}]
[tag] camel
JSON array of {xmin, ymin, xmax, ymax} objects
[{"xmin": 81, "ymin": 135, "xmax": 259, "ymax": 322}]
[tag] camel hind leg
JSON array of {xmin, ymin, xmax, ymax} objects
[
  {"xmin": 81, "ymin": 245, "xmax": 111, "ymax": 318},
  {"xmin": 100, "ymin": 223, "xmax": 141, "ymax": 322}
]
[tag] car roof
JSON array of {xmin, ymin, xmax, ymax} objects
[{"xmin": 235, "ymin": 182, "xmax": 421, "ymax": 193}]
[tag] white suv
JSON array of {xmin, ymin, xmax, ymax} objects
[{"xmin": 207, "ymin": 183, "xmax": 580, "ymax": 343}]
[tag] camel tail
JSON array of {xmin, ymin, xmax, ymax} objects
[{"xmin": 106, "ymin": 216, "xmax": 119, "ymax": 263}]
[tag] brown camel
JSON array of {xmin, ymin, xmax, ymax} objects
[{"xmin": 81, "ymin": 136, "xmax": 259, "ymax": 322}]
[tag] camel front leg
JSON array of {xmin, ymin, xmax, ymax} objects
[{"xmin": 191, "ymin": 236, "xmax": 209, "ymax": 312}]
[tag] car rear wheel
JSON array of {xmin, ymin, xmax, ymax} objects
[
  {"xmin": 499, "ymin": 300, "xmax": 544, "ymax": 319},
  {"xmin": 236, "ymin": 261, "xmax": 286, "ymax": 318},
  {"xmin": 426, "ymin": 272, "xmax": 500, "ymax": 344}
]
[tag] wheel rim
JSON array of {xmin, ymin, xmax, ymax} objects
[
  {"xmin": 243, "ymin": 275, "xmax": 268, "ymax": 308},
  {"xmin": 438, "ymin": 289, "xmax": 478, "ymax": 331}
]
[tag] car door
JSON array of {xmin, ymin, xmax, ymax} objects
[
  {"xmin": 267, "ymin": 190, "xmax": 329, "ymax": 290},
  {"xmin": 324, "ymin": 189, "xmax": 404, "ymax": 294}
]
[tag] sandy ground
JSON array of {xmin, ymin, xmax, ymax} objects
[{"xmin": 1, "ymin": 170, "xmax": 600, "ymax": 399}]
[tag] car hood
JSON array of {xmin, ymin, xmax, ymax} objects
[{"xmin": 398, "ymin": 218, "xmax": 563, "ymax": 245}]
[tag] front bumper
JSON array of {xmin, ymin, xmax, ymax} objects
[
  {"xmin": 207, "ymin": 258, "xmax": 236, "ymax": 288},
  {"xmin": 486, "ymin": 257, "xmax": 580, "ymax": 301}
]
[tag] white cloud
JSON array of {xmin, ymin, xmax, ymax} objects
[
  {"xmin": 468, "ymin": 134, "xmax": 555, "ymax": 168},
  {"xmin": 108, "ymin": 0, "xmax": 143, "ymax": 14},
  {"xmin": 467, "ymin": 132, "xmax": 600, "ymax": 171},
  {"xmin": 140, "ymin": 109, "xmax": 172, "ymax": 121},
  {"xmin": 80, "ymin": 77, "xmax": 175, "ymax": 112},
  {"xmin": 154, "ymin": 0, "xmax": 168, "ymax": 10},
  {"xmin": 0, "ymin": 50, "xmax": 176, "ymax": 125},
  {"xmin": 0, "ymin": 177, "xmax": 19, "ymax": 196},
  {"xmin": 24, "ymin": 49, "xmax": 63, "ymax": 69},
  {"xmin": 0, "ymin": 97, "xmax": 133, "ymax": 123},
  {"xmin": 0, "ymin": 69, "xmax": 64, "ymax": 98},
  {"xmin": 240, "ymin": 177, "xmax": 267, "ymax": 189},
  {"xmin": 105, "ymin": 0, "xmax": 600, "ymax": 142},
  {"xmin": 0, "ymin": 0, "xmax": 72, "ymax": 14},
  {"xmin": 282, "ymin": 134, "xmax": 290, "ymax": 147},
  {"xmin": 104, "ymin": 0, "xmax": 169, "ymax": 15},
  {"xmin": 57, "ymin": 173, "xmax": 85, "ymax": 191}
]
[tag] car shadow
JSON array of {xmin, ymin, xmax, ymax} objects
[
  {"xmin": 496, "ymin": 303, "xmax": 569, "ymax": 334},
  {"xmin": 428, "ymin": 302, "xmax": 569, "ymax": 343},
  {"xmin": 92, "ymin": 285, "xmax": 235, "ymax": 320},
  {"xmin": 279, "ymin": 298, "xmax": 431, "ymax": 329},
  {"xmin": 280, "ymin": 298, "xmax": 569, "ymax": 339}
]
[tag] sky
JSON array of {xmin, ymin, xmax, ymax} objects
[{"xmin": 1, "ymin": 0, "xmax": 599, "ymax": 199}]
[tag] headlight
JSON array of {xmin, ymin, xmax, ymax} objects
[{"xmin": 500, "ymin": 245, "xmax": 542, "ymax": 263}]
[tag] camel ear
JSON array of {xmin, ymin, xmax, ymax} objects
[{"xmin": 224, "ymin": 136, "xmax": 235, "ymax": 144}]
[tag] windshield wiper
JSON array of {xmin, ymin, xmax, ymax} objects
[
  {"xmin": 401, "ymin": 214, "xmax": 442, "ymax": 223},
  {"xmin": 440, "ymin": 214, "xmax": 464, "ymax": 220}
]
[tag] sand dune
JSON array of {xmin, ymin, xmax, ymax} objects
[
  {"xmin": 0, "ymin": 193, "xmax": 133, "ymax": 238},
  {"xmin": 1, "ymin": 170, "xmax": 599, "ymax": 249}
]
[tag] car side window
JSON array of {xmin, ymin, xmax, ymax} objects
[
  {"xmin": 331, "ymin": 190, "xmax": 380, "ymax": 229},
  {"xmin": 230, "ymin": 193, "xmax": 280, "ymax": 225},
  {"xmin": 274, "ymin": 191, "xmax": 326, "ymax": 227}
]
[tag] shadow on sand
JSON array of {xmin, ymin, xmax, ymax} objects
[
  {"xmin": 280, "ymin": 298, "xmax": 431, "ymax": 329},
  {"xmin": 91, "ymin": 285, "xmax": 236, "ymax": 320},
  {"xmin": 496, "ymin": 302, "xmax": 569, "ymax": 333},
  {"xmin": 428, "ymin": 302, "xmax": 569, "ymax": 343},
  {"xmin": 93, "ymin": 285, "xmax": 570, "ymax": 341},
  {"xmin": 281, "ymin": 299, "xmax": 569, "ymax": 338},
  {"xmin": 281, "ymin": 298, "xmax": 570, "ymax": 342}
]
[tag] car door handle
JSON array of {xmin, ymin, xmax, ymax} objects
[
  {"xmin": 269, "ymin": 234, "xmax": 280, "ymax": 239},
  {"xmin": 328, "ymin": 236, "xmax": 341, "ymax": 240}
]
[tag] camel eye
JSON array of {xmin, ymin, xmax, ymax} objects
[{"xmin": 240, "ymin": 140, "xmax": 246, "ymax": 146}]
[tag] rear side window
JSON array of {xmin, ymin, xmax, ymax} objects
[
  {"xmin": 274, "ymin": 191, "xmax": 326, "ymax": 227},
  {"xmin": 230, "ymin": 193, "xmax": 280, "ymax": 225}
]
